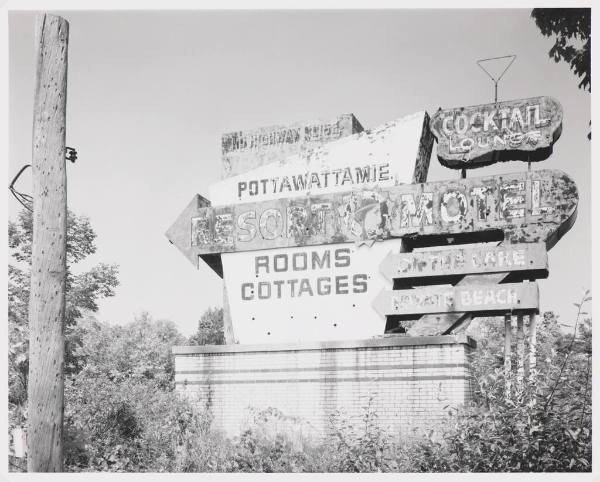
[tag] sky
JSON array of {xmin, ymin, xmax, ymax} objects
[{"xmin": 8, "ymin": 9, "xmax": 591, "ymax": 336}]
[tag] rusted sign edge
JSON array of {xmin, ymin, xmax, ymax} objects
[
  {"xmin": 165, "ymin": 193, "xmax": 223, "ymax": 277},
  {"xmin": 167, "ymin": 169, "xmax": 578, "ymax": 256},
  {"xmin": 372, "ymin": 282, "xmax": 539, "ymax": 317},
  {"xmin": 430, "ymin": 96, "xmax": 563, "ymax": 169},
  {"xmin": 380, "ymin": 242, "xmax": 548, "ymax": 283}
]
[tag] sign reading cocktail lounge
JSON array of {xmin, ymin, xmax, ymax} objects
[
  {"xmin": 165, "ymin": 169, "xmax": 577, "ymax": 258},
  {"xmin": 430, "ymin": 96, "xmax": 563, "ymax": 168}
]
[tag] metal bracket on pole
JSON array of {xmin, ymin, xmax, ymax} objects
[{"xmin": 476, "ymin": 54, "xmax": 516, "ymax": 104}]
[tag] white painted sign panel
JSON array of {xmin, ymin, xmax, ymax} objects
[
  {"xmin": 221, "ymin": 239, "xmax": 404, "ymax": 344},
  {"xmin": 209, "ymin": 111, "xmax": 432, "ymax": 205}
]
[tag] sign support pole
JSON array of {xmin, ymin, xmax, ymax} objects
[
  {"xmin": 504, "ymin": 315, "xmax": 512, "ymax": 396},
  {"xmin": 528, "ymin": 312, "xmax": 537, "ymax": 387},
  {"xmin": 27, "ymin": 13, "xmax": 69, "ymax": 472},
  {"xmin": 516, "ymin": 314, "xmax": 525, "ymax": 390}
]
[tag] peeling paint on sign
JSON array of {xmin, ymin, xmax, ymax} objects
[
  {"xmin": 430, "ymin": 96, "xmax": 563, "ymax": 168},
  {"xmin": 210, "ymin": 112, "xmax": 433, "ymax": 205},
  {"xmin": 372, "ymin": 282, "xmax": 539, "ymax": 317},
  {"xmin": 379, "ymin": 243, "xmax": 548, "ymax": 282},
  {"xmin": 166, "ymin": 169, "xmax": 577, "ymax": 259},
  {"xmin": 221, "ymin": 114, "xmax": 363, "ymax": 179}
]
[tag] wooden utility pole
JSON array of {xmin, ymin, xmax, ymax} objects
[{"xmin": 27, "ymin": 13, "xmax": 69, "ymax": 472}]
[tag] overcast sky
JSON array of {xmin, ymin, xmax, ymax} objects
[{"xmin": 9, "ymin": 9, "xmax": 591, "ymax": 335}]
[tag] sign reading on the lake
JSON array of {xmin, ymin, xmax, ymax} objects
[
  {"xmin": 166, "ymin": 169, "xmax": 577, "ymax": 259},
  {"xmin": 430, "ymin": 96, "xmax": 563, "ymax": 168},
  {"xmin": 211, "ymin": 112, "xmax": 433, "ymax": 205},
  {"xmin": 221, "ymin": 114, "xmax": 364, "ymax": 178},
  {"xmin": 372, "ymin": 282, "xmax": 539, "ymax": 317},
  {"xmin": 380, "ymin": 243, "xmax": 548, "ymax": 282}
]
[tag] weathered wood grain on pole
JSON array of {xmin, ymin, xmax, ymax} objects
[{"xmin": 27, "ymin": 13, "xmax": 69, "ymax": 472}]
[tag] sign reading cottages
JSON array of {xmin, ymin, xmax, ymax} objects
[
  {"xmin": 174, "ymin": 169, "xmax": 577, "ymax": 256},
  {"xmin": 221, "ymin": 239, "xmax": 404, "ymax": 343},
  {"xmin": 430, "ymin": 96, "xmax": 563, "ymax": 168}
]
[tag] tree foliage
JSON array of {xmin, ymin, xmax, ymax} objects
[
  {"xmin": 8, "ymin": 209, "xmax": 119, "ymax": 430},
  {"xmin": 531, "ymin": 8, "xmax": 591, "ymax": 92},
  {"xmin": 188, "ymin": 307, "xmax": 225, "ymax": 346}
]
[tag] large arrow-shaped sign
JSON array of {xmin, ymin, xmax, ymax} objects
[
  {"xmin": 166, "ymin": 169, "xmax": 577, "ymax": 261},
  {"xmin": 372, "ymin": 282, "xmax": 539, "ymax": 317}
]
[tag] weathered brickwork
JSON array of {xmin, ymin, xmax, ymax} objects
[{"xmin": 173, "ymin": 335, "xmax": 475, "ymax": 438}]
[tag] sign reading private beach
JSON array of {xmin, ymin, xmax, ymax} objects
[
  {"xmin": 372, "ymin": 282, "xmax": 539, "ymax": 317},
  {"xmin": 430, "ymin": 96, "xmax": 563, "ymax": 168}
]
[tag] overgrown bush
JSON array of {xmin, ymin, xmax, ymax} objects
[
  {"xmin": 12, "ymin": 281, "xmax": 592, "ymax": 472},
  {"xmin": 64, "ymin": 375, "xmax": 232, "ymax": 472},
  {"xmin": 408, "ymin": 294, "xmax": 592, "ymax": 472}
]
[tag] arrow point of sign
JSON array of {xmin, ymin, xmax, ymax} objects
[
  {"xmin": 379, "ymin": 250, "xmax": 396, "ymax": 284},
  {"xmin": 371, "ymin": 289, "xmax": 389, "ymax": 319},
  {"xmin": 166, "ymin": 194, "xmax": 211, "ymax": 268}
]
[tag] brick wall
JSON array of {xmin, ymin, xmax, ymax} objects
[{"xmin": 173, "ymin": 335, "xmax": 475, "ymax": 439}]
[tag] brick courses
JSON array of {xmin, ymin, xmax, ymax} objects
[{"xmin": 173, "ymin": 335, "xmax": 475, "ymax": 438}]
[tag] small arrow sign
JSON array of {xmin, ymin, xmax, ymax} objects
[
  {"xmin": 372, "ymin": 282, "xmax": 539, "ymax": 318},
  {"xmin": 379, "ymin": 243, "xmax": 548, "ymax": 283}
]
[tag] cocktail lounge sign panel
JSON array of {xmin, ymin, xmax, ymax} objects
[
  {"xmin": 168, "ymin": 169, "xmax": 577, "ymax": 258},
  {"xmin": 430, "ymin": 96, "xmax": 563, "ymax": 169}
]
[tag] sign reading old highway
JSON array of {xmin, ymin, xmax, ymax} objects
[{"xmin": 430, "ymin": 96, "xmax": 563, "ymax": 168}]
